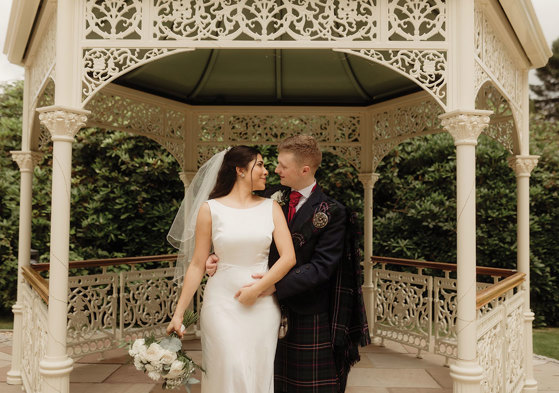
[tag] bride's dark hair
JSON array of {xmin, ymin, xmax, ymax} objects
[{"xmin": 209, "ymin": 146, "xmax": 260, "ymax": 199}]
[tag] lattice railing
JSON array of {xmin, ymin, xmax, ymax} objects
[
  {"xmin": 20, "ymin": 279, "xmax": 48, "ymax": 393},
  {"xmin": 25, "ymin": 252, "xmax": 525, "ymax": 392},
  {"xmin": 32, "ymin": 255, "xmax": 202, "ymax": 359},
  {"xmin": 477, "ymin": 291, "xmax": 525, "ymax": 393},
  {"xmin": 371, "ymin": 256, "xmax": 523, "ymax": 366}
]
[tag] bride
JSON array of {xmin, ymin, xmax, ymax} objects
[{"xmin": 166, "ymin": 146, "xmax": 295, "ymax": 392}]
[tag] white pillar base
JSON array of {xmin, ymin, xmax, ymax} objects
[
  {"xmin": 450, "ymin": 360, "xmax": 483, "ymax": 393},
  {"xmin": 6, "ymin": 303, "xmax": 23, "ymax": 385},
  {"xmin": 523, "ymin": 379, "xmax": 538, "ymax": 393},
  {"xmin": 6, "ymin": 371, "xmax": 23, "ymax": 385},
  {"xmin": 39, "ymin": 356, "xmax": 74, "ymax": 393},
  {"xmin": 523, "ymin": 310, "xmax": 538, "ymax": 393}
]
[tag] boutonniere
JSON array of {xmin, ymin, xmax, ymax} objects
[{"xmin": 271, "ymin": 190, "xmax": 287, "ymax": 206}]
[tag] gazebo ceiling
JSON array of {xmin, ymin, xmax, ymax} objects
[{"xmin": 114, "ymin": 49, "xmax": 421, "ymax": 106}]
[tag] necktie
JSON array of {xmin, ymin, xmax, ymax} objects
[{"xmin": 288, "ymin": 191, "xmax": 303, "ymax": 223}]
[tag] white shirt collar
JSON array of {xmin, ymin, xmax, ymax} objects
[{"xmin": 295, "ymin": 181, "xmax": 316, "ymax": 199}]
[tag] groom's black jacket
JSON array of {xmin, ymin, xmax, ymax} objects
[{"xmin": 265, "ymin": 185, "xmax": 346, "ymax": 315}]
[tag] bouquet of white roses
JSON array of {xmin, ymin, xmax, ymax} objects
[{"xmin": 128, "ymin": 311, "xmax": 204, "ymax": 390}]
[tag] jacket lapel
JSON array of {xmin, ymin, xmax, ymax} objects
[{"xmin": 289, "ymin": 185, "xmax": 323, "ymax": 231}]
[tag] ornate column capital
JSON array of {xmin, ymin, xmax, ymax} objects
[
  {"xmin": 10, "ymin": 151, "xmax": 44, "ymax": 172},
  {"xmin": 508, "ymin": 155, "xmax": 539, "ymax": 177},
  {"xmin": 179, "ymin": 171, "xmax": 197, "ymax": 188},
  {"xmin": 37, "ymin": 106, "xmax": 90, "ymax": 142},
  {"xmin": 439, "ymin": 110, "xmax": 492, "ymax": 146},
  {"xmin": 358, "ymin": 173, "xmax": 380, "ymax": 189}
]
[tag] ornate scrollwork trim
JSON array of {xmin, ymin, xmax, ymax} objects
[
  {"xmin": 81, "ymin": 48, "xmax": 194, "ymax": 105},
  {"xmin": 338, "ymin": 48, "xmax": 447, "ymax": 109}
]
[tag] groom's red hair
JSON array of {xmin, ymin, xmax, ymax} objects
[{"xmin": 278, "ymin": 135, "xmax": 322, "ymax": 172}]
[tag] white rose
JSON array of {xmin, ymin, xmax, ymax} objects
[
  {"xmin": 160, "ymin": 349, "xmax": 177, "ymax": 365},
  {"xmin": 165, "ymin": 360, "xmax": 185, "ymax": 379},
  {"xmin": 147, "ymin": 371, "xmax": 161, "ymax": 381},
  {"xmin": 270, "ymin": 191, "xmax": 285, "ymax": 206},
  {"xmin": 145, "ymin": 343, "xmax": 165, "ymax": 364},
  {"xmin": 133, "ymin": 358, "xmax": 144, "ymax": 371},
  {"xmin": 131, "ymin": 339, "xmax": 146, "ymax": 354}
]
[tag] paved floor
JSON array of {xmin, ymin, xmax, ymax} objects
[{"xmin": 1, "ymin": 331, "xmax": 558, "ymax": 393}]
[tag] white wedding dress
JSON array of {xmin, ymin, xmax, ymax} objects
[{"xmin": 200, "ymin": 198, "xmax": 280, "ymax": 393}]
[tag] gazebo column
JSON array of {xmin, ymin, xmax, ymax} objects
[
  {"xmin": 508, "ymin": 155, "xmax": 539, "ymax": 393},
  {"xmin": 37, "ymin": 107, "xmax": 89, "ymax": 393},
  {"xmin": 440, "ymin": 110, "xmax": 491, "ymax": 393},
  {"xmin": 7, "ymin": 150, "xmax": 43, "ymax": 385},
  {"xmin": 358, "ymin": 172, "xmax": 380, "ymax": 335}
]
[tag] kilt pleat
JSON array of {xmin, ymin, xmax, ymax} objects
[{"xmin": 275, "ymin": 312, "xmax": 338, "ymax": 393}]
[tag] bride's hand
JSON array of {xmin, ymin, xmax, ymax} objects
[
  {"xmin": 234, "ymin": 285, "xmax": 260, "ymax": 306},
  {"xmin": 166, "ymin": 316, "xmax": 184, "ymax": 338}
]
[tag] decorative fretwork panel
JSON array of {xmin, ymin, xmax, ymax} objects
[
  {"xmin": 63, "ymin": 264, "xmax": 205, "ymax": 358},
  {"xmin": 21, "ymin": 282, "xmax": 48, "ymax": 393},
  {"xmin": 477, "ymin": 292, "xmax": 525, "ymax": 393},
  {"xmin": 478, "ymin": 308, "xmax": 505, "ymax": 393},
  {"xmin": 433, "ymin": 277, "xmax": 457, "ymax": 359},
  {"xmin": 476, "ymin": 82, "xmax": 516, "ymax": 153},
  {"xmin": 120, "ymin": 267, "xmax": 180, "ymax": 341},
  {"xmin": 341, "ymin": 49, "xmax": 447, "ymax": 108},
  {"xmin": 37, "ymin": 81, "xmax": 56, "ymax": 151},
  {"xmin": 30, "ymin": 15, "xmax": 57, "ymax": 105},
  {"xmin": 370, "ymin": 96, "xmax": 444, "ymax": 171},
  {"xmin": 86, "ymin": 88, "xmax": 185, "ymax": 166},
  {"xmin": 373, "ymin": 268, "xmax": 432, "ymax": 352},
  {"xmin": 78, "ymin": 0, "xmax": 448, "ymax": 105},
  {"xmin": 196, "ymin": 112, "xmax": 363, "ymax": 169},
  {"xmin": 82, "ymin": 47, "xmax": 181, "ymax": 103},
  {"xmin": 85, "ymin": 1, "xmax": 143, "ymax": 39},
  {"xmin": 67, "ymin": 273, "xmax": 118, "ymax": 357},
  {"xmin": 474, "ymin": 7, "xmax": 521, "ymax": 110},
  {"xmin": 153, "ymin": 0, "xmax": 379, "ymax": 41},
  {"xmin": 387, "ymin": 0, "xmax": 447, "ymax": 41}
]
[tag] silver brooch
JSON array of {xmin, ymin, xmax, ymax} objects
[{"xmin": 312, "ymin": 212, "xmax": 329, "ymax": 229}]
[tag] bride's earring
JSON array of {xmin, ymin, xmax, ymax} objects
[{"xmin": 240, "ymin": 173, "xmax": 245, "ymax": 178}]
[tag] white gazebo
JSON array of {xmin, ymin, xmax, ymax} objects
[{"xmin": 4, "ymin": 1, "xmax": 551, "ymax": 393}]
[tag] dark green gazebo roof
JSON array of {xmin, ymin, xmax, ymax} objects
[{"xmin": 115, "ymin": 49, "xmax": 420, "ymax": 106}]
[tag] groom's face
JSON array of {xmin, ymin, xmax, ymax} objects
[{"xmin": 276, "ymin": 151, "xmax": 304, "ymax": 189}]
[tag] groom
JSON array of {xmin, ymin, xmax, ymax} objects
[{"xmin": 208, "ymin": 135, "xmax": 350, "ymax": 392}]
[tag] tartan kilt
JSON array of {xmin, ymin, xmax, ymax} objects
[{"xmin": 275, "ymin": 311, "xmax": 338, "ymax": 393}]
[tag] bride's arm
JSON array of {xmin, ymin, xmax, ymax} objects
[
  {"xmin": 167, "ymin": 203, "xmax": 212, "ymax": 337},
  {"xmin": 235, "ymin": 201, "xmax": 295, "ymax": 305}
]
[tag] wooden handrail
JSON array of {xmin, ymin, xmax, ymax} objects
[
  {"xmin": 476, "ymin": 272, "xmax": 526, "ymax": 309},
  {"xmin": 371, "ymin": 255, "xmax": 516, "ymax": 278},
  {"xmin": 22, "ymin": 265, "xmax": 49, "ymax": 304},
  {"xmin": 31, "ymin": 254, "xmax": 178, "ymax": 272}
]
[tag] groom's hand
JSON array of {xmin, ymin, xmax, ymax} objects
[
  {"xmin": 251, "ymin": 273, "xmax": 276, "ymax": 296},
  {"xmin": 205, "ymin": 253, "xmax": 219, "ymax": 276}
]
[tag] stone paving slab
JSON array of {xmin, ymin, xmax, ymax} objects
[
  {"xmin": 70, "ymin": 382, "xmax": 154, "ymax": 393},
  {"xmin": 0, "ymin": 336, "xmax": 558, "ymax": 393},
  {"xmin": 347, "ymin": 368, "xmax": 441, "ymax": 388}
]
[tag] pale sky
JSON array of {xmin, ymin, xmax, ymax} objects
[{"xmin": 0, "ymin": 0, "xmax": 558, "ymax": 83}]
